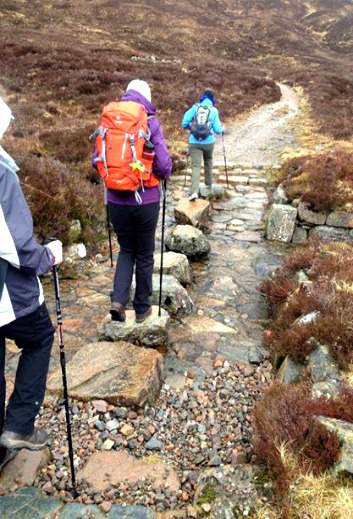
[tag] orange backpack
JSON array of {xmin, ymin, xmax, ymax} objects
[{"xmin": 94, "ymin": 101, "xmax": 159, "ymax": 192}]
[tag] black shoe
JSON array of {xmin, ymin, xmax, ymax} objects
[
  {"xmin": 0, "ymin": 447, "xmax": 18, "ymax": 472},
  {"xmin": 0, "ymin": 429, "xmax": 48, "ymax": 451},
  {"xmin": 135, "ymin": 306, "xmax": 153, "ymax": 323},
  {"xmin": 110, "ymin": 302, "xmax": 126, "ymax": 322}
]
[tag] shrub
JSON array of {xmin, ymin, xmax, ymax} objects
[
  {"xmin": 279, "ymin": 150, "xmax": 353, "ymax": 212},
  {"xmin": 253, "ymin": 383, "xmax": 341, "ymax": 492},
  {"xmin": 17, "ymin": 154, "xmax": 104, "ymax": 246},
  {"xmin": 262, "ymin": 241, "xmax": 353, "ymax": 368}
]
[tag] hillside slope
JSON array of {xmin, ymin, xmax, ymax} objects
[{"xmin": 0, "ymin": 0, "xmax": 352, "ymax": 242}]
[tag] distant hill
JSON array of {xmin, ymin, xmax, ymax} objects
[
  {"xmin": 1, "ymin": 0, "xmax": 353, "ymax": 140},
  {"xmin": 1, "ymin": 0, "xmax": 352, "ymax": 244}
]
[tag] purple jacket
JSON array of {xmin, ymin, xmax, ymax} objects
[{"xmin": 94, "ymin": 90, "xmax": 172, "ymax": 206}]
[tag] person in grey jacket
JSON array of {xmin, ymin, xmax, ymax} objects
[{"xmin": 0, "ymin": 98, "xmax": 62, "ymax": 470}]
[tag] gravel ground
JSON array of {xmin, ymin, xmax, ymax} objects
[{"xmin": 35, "ymin": 358, "xmax": 272, "ymax": 511}]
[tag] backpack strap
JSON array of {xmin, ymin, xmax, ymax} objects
[{"xmin": 0, "ymin": 258, "xmax": 8, "ymax": 301}]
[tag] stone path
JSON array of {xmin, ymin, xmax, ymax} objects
[{"xmin": 0, "ymin": 85, "xmax": 302, "ymax": 517}]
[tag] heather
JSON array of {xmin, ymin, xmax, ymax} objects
[
  {"xmin": 2, "ymin": 1, "xmax": 353, "ymax": 242},
  {"xmin": 261, "ymin": 240, "xmax": 353, "ymax": 369},
  {"xmin": 278, "ymin": 149, "xmax": 353, "ymax": 212},
  {"xmin": 253, "ymin": 382, "xmax": 353, "ymax": 517}
]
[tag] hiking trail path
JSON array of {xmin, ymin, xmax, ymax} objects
[{"xmin": 1, "ymin": 84, "xmax": 302, "ymax": 517}]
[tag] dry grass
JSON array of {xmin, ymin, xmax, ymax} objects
[{"xmin": 258, "ymin": 445, "xmax": 353, "ymax": 519}]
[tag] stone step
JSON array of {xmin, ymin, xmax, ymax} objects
[
  {"xmin": 174, "ymin": 198, "xmax": 210, "ymax": 227},
  {"xmin": 166, "ymin": 225, "xmax": 211, "ymax": 259},
  {"xmin": 150, "ymin": 274, "xmax": 194, "ymax": 317},
  {"xmin": 78, "ymin": 451, "xmax": 180, "ymax": 493},
  {"xmin": 47, "ymin": 340, "xmax": 164, "ymax": 407},
  {"xmin": 154, "ymin": 251, "xmax": 192, "ymax": 286},
  {"xmin": 101, "ymin": 306, "xmax": 170, "ymax": 347},
  {"xmin": 0, "ymin": 449, "xmax": 50, "ymax": 493}
]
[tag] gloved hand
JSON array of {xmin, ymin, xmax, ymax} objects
[{"xmin": 45, "ymin": 240, "xmax": 63, "ymax": 266}]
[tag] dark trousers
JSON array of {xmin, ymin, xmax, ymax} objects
[
  {"xmin": 109, "ymin": 202, "xmax": 160, "ymax": 314},
  {"xmin": 0, "ymin": 304, "xmax": 54, "ymax": 435}
]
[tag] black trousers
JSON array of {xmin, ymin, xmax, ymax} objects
[
  {"xmin": 109, "ymin": 202, "xmax": 160, "ymax": 314},
  {"xmin": 0, "ymin": 304, "xmax": 54, "ymax": 435}
]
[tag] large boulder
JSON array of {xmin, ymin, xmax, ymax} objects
[
  {"xmin": 165, "ymin": 225, "xmax": 211, "ymax": 259},
  {"xmin": 102, "ymin": 306, "xmax": 170, "ymax": 347},
  {"xmin": 277, "ymin": 356, "xmax": 304, "ymax": 385},
  {"xmin": 298, "ymin": 201, "xmax": 326, "ymax": 225},
  {"xmin": 326, "ymin": 210, "xmax": 353, "ymax": 228},
  {"xmin": 150, "ymin": 274, "xmax": 194, "ymax": 317},
  {"xmin": 292, "ymin": 226, "xmax": 308, "ymax": 244},
  {"xmin": 266, "ymin": 204, "xmax": 297, "ymax": 243},
  {"xmin": 153, "ymin": 251, "xmax": 192, "ymax": 286},
  {"xmin": 47, "ymin": 341, "xmax": 164, "ymax": 407},
  {"xmin": 315, "ymin": 417, "xmax": 353, "ymax": 475},
  {"xmin": 307, "ymin": 342, "xmax": 341, "ymax": 384},
  {"xmin": 174, "ymin": 198, "xmax": 210, "ymax": 227},
  {"xmin": 78, "ymin": 451, "xmax": 180, "ymax": 493},
  {"xmin": 272, "ymin": 184, "xmax": 288, "ymax": 204},
  {"xmin": 309, "ymin": 226, "xmax": 352, "ymax": 242}
]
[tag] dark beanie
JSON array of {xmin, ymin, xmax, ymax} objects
[{"xmin": 199, "ymin": 89, "xmax": 216, "ymax": 105}]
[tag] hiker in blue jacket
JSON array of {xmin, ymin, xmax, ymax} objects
[
  {"xmin": 181, "ymin": 90, "xmax": 224, "ymax": 200},
  {"xmin": 0, "ymin": 98, "xmax": 63, "ymax": 471}
]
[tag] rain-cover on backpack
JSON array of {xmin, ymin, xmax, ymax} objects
[
  {"xmin": 189, "ymin": 104, "xmax": 212, "ymax": 141},
  {"xmin": 94, "ymin": 101, "xmax": 159, "ymax": 192}
]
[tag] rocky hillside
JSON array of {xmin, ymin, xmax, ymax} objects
[{"xmin": 1, "ymin": 0, "xmax": 352, "ymax": 243}]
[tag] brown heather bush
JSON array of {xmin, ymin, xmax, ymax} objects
[
  {"xmin": 17, "ymin": 154, "xmax": 104, "ymax": 246},
  {"xmin": 280, "ymin": 149, "xmax": 353, "ymax": 212},
  {"xmin": 253, "ymin": 382, "xmax": 340, "ymax": 494},
  {"xmin": 262, "ymin": 240, "xmax": 353, "ymax": 368}
]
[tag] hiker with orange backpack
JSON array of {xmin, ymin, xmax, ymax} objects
[{"xmin": 92, "ymin": 79, "xmax": 172, "ymax": 323}]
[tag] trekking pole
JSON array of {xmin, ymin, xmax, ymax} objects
[
  {"xmin": 221, "ymin": 132, "xmax": 230, "ymax": 188},
  {"xmin": 158, "ymin": 179, "xmax": 167, "ymax": 317},
  {"xmin": 104, "ymin": 187, "xmax": 114, "ymax": 268},
  {"xmin": 52, "ymin": 265, "xmax": 78, "ymax": 498}
]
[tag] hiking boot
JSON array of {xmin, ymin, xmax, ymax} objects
[
  {"xmin": 0, "ymin": 447, "xmax": 18, "ymax": 472},
  {"xmin": 188, "ymin": 192, "xmax": 198, "ymax": 201},
  {"xmin": 110, "ymin": 302, "xmax": 126, "ymax": 322},
  {"xmin": 135, "ymin": 307, "xmax": 152, "ymax": 323},
  {"xmin": 0, "ymin": 429, "xmax": 49, "ymax": 451}
]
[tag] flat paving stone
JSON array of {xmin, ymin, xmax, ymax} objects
[
  {"xmin": 0, "ymin": 487, "xmax": 62, "ymax": 519},
  {"xmin": 58, "ymin": 504, "xmax": 105, "ymax": 518}
]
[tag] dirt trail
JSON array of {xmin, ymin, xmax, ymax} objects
[{"xmin": 213, "ymin": 83, "xmax": 300, "ymax": 167}]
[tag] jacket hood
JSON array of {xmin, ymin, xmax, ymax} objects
[
  {"xmin": 199, "ymin": 98, "xmax": 214, "ymax": 108},
  {"xmin": 121, "ymin": 90, "xmax": 156, "ymax": 116}
]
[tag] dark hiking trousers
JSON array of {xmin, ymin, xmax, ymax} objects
[
  {"xmin": 0, "ymin": 303, "xmax": 54, "ymax": 435},
  {"xmin": 109, "ymin": 202, "xmax": 160, "ymax": 314},
  {"xmin": 189, "ymin": 143, "xmax": 215, "ymax": 194}
]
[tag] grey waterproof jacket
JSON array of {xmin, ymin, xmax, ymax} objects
[{"xmin": 0, "ymin": 160, "xmax": 54, "ymax": 327}]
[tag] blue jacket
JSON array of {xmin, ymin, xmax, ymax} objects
[
  {"xmin": 181, "ymin": 98, "xmax": 223, "ymax": 145},
  {"xmin": 0, "ymin": 159, "xmax": 54, "ymax": 327}
]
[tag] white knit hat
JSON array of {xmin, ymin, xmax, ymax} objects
[
  {"xmin": 126, "ymin": 79, "xmax": 151, "ymax": 102},
  {"xmin": 0, "ymin": 97, "xmax": 13, "ymax": 140}
]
